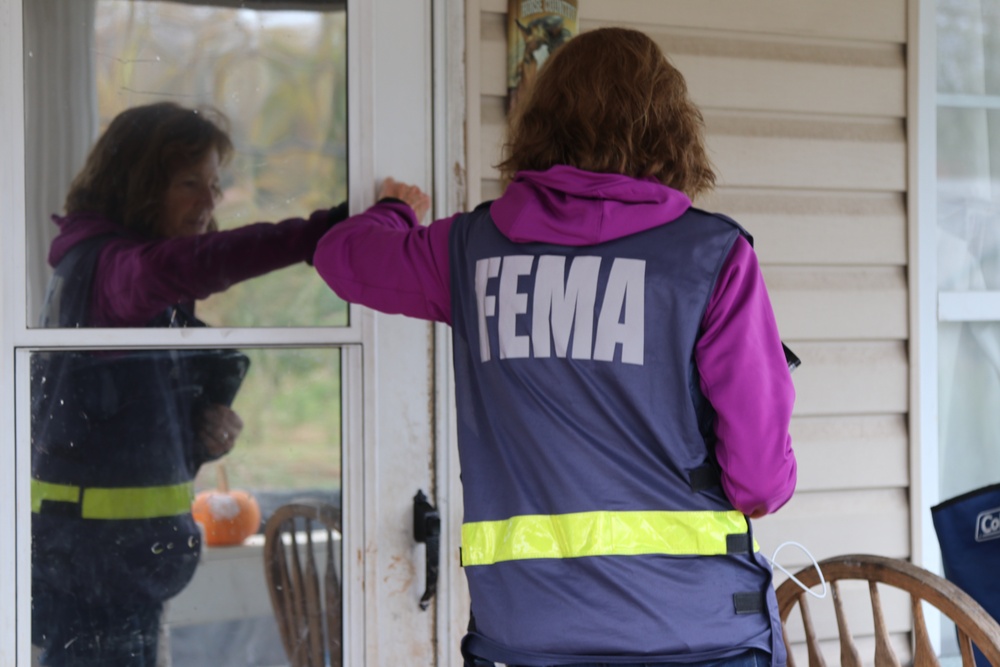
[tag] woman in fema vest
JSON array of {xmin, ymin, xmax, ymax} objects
[{"xmin": 315, "ymin": 27, "xmax": 797, "ymax": 667}]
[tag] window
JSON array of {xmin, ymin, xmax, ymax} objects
[{"xmin": 935, "ymin": 0, "xmax": 1000, "ymax": 510}]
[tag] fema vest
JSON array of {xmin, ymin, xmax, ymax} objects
[
  {"xmin": 449, "ymin": 204, "xmax": 787, "ymax": 665},
  {"xmin": 31, "ymin": 235, "xmax": 213, "ymax": 604}
]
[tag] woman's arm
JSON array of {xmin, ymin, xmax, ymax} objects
[
  {"xmin": 90, "ymin": 209, "xmax": 341, "ymax": 327},
  {"xmin": 696, "ymin": 235, "xmax": 797, "ymax": 518},
  {"xmin": 314, "ymin": 200, "xmax": 456, "ymax": 324}
]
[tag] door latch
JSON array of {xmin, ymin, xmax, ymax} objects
[{"xmin": 413, "ymin": 490, "xmax": 440, "ymax": 610}]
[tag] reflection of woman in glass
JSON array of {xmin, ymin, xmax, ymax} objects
[{"xmin": 30, "ymin": 101, "xmax": 347, "ymax": 667}]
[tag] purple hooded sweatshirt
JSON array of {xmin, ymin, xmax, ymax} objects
[
  {"xmin": 315, "ymin": 166, "xmax": 795, "ymax": 517},
  {"xmin": 48, "ymin": 209, "xmax": 336, "ymax": 327}
]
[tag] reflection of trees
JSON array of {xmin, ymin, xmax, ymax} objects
[
  {"xmin": 225, "ymin": 348, "xmax": 342, "ymax": 491},
  {"xmin": 95, "ymin": 3, "xmax": 348, "ymax": 325},
  {"xmin": 94, "ymin": 2, "xmax": 348, "ymax": 492}
]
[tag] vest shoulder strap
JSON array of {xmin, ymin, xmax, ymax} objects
[{"xmin": 39, "ymin": 234, "xmax": 113, "ymax": 328}]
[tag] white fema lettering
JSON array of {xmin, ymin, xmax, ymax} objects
[
  {"xmin": 976, "ymin": 507, "xmax": 1000, "ymax": 542},
  {"xmin": 474, "ymin": 255, "xmax": 645, "ymax": 365}
]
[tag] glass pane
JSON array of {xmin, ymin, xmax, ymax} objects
[
  {"xmin": 25, "ymin": 0, "xmax": 349, "ymax": 328},
  {"xmin": 30, "ymin": 346, "xmax": 343, "ymax": 666},
  {"xmin": 937, "ymin": 322, "xmax": 1000, "ymax": 499},
  {"xmin": 937, "ymin": 0, "xmax": 1000, "ymax": 95},
  {"xmin": 937, "ymin": 108, "xmax": 1000, "ymax": 291}
]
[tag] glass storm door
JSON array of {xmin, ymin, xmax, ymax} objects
[{"xmin": 0, "ymin": 0, "xmax": 461, "ymax": 665}]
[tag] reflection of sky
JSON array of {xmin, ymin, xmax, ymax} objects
[
  {"xmin": 237, "ymin": 9, "xmax": 323, "ymax": 29},
  {"xmin": 96, "ymin": 3, "xmax": 327, "ymax": 39},
  {"xmin": 234, "ymin": 9, "xmax": 325, "ymax": 42},
  {"xmin": 93, "ymin": 2, "xmax": 342, "ymax": 78}
]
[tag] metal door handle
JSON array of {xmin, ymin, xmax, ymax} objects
[{"xmin": 413, "ymin": 489, "xmax": 440, "ymax": 610}]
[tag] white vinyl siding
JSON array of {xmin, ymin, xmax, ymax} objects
[{"xmin": 467, "ymin": 0, "xmax": 913, "ymax": 661}]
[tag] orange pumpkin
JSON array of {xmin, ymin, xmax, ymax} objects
[{"xmin": 192, "ymin": 465, "xmax": 261, "ymax": 546}]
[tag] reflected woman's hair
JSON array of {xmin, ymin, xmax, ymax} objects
[{"xmin": 64, "ymin": 102, "xmax": 234, "ymax": 237}]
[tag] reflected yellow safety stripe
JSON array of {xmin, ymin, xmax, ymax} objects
[
  {"xmin": 461, "ymin": 510, "xmax": 756, "ymax": 566},
  {"xmin": 31, "ymin": 479, "xmax": 194, "ymax": 520},
  {"xmin": 30, "ymin": 479, "xmax": 79, "ymax": 510}
]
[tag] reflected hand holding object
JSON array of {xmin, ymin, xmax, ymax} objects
[
  {"xmin": 198, "ymin": 403, "xmax": 244, "ymax": 459},
  {"xmin": 378, "ymin": 177, "xmax": 432, "ymax": 222}
]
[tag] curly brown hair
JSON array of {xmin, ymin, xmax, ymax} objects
[
  {"xmin": 64, "ymin": 101, "xmax": 234, "ymax": 237},
  {"xmin": 497, "ymin": 27, "xmax": 716, "ymax": 198}
]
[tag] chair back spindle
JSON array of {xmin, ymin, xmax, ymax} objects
[{"xmin": 832, "ymin": 580, "xmax": 863, "ymax": 667}]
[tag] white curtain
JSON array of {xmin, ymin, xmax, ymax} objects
[{"xmin": 23, "ymin": 0, "xmax": 98, "ymax": 326}]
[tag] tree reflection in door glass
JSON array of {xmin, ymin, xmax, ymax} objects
[{"xmin": 94, "ymin": 0, "xmax": 349, "ymax": 328}]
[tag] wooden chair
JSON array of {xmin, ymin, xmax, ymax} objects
[
  {"xmin": 263, "ymin": 501, "xmax": 342, "ymax": 667},
  {"xmin": 776, "ymin": 553, "xmax": 1000, "ymax": 667}
]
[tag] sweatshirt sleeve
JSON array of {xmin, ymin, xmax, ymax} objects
[
  {"xmin": 313, "ymin": 200, "xmax": 455, "ymax": 324},
  {"xmin": 92, "ymin": 209, "xmax": 338, "ymax": 327},
  {"xmin": 695, "ymin": 235, "xmax": 797, "ymax": 518}
]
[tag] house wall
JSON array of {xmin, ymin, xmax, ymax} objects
[{"xmin": 465, "ymin": 0, "xmax": 912, "ymax": 661}]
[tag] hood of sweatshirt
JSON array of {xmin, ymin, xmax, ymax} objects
[
  {"xmin": 47, "ymin": 213, "xmax": 132, "ymax": 267},
  {"xmin": 489, "ymin": 165, "xmax": 692, "ymax": 247}
]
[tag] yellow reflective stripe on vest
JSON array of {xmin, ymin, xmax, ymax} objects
[
  {"xmin": 461, "ymin": 510, "xmax": 756, "ymax": 566},
  {"xmin": 31, "ymin": 479, "xmax": 194, "ymax": 520}
]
